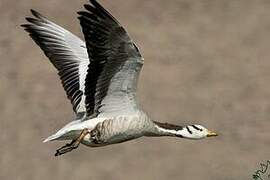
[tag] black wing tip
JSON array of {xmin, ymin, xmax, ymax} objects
[
  {"xmin": 30, "ymin": 9, "xmax": 38, "ymax": 16},
  {"xmin": 22, "ymin": 9, "xmax": 48, "ymax": 28},
  {"xmin": 20, "ymin": 23, "xmax": 29, "ymax": 28},
  {"xmin": 31, "ymin": 9, "xmax": 48, "ymax": 20},
  {"xmin": 28, "ymin": 9, "xmax": 41, "ymax": 19},
  {"xmin": 84, "ymin": 4, "xmax": 92, "ymax": 10},
  {"xmin": 85, "ymin": 0, "xmax": 101, "ymax": 9},
  {"xmin": 89, "ymin": 0, "xmax": 99, "ymax": 6},
  {"xmin": 89, "ymin": 0, "xmax": 107, "ymax": 12},
  {"xmin": 77, "ymin": 12, "xmax": 88, "ymax": 22},
  {"xmin": 77, "ymin": 11, "xmax": 87, "ymax": 16},
  {"xmin": 21, "ymin": 17, "xmax": 33, "ymax": 30},
  {"xmin": 24, "ymin": 17, "xmax": 43, "ymax": 26},
  {"xmin": 25, "ymin": 17, "xmax": 35, "ymax": 22},
  {"xmin": 78, "ymin": 0, "xmax": 119, "ymax": 24},
  {"xmin": 25, "ymin": 9, "xmax": 46, "ymax": 22}
]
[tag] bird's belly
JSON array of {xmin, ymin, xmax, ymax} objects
[
  {"xmin": 81, "ymin": 132, "xmax": 141, "ymax": 147},
  {"xmin": 82, "ymin": 114, "xmax": 148, "ymax": 147}
]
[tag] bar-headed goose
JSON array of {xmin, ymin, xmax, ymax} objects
[{"xmin": 22, "ymin": 0, "xmax": 218, "ymax": 156}]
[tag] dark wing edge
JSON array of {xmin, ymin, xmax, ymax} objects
[
  {"xmin": 21, "ymin": 10, "xmax": 89, "ymax": 116},
  {"xmin": 78, "ymin": 0, "xmax": 144, "ymax": 117}
]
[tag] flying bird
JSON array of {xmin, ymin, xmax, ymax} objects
[{"xmin": 21, "ymin": 0, "xmax": 218, "ymax": 156}]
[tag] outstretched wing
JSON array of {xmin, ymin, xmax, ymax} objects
[
  {"xmin": 21, "ymin": 10, "xmax": 89, "ymax": 117},
  {"xmin": 78, "ymin": 0, "xmax": 144, "ymax": 118}
]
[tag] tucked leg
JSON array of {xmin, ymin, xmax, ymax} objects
[
  {"xmin": 54, "ymin": 140, "xmax": 77, "ymax": 156},
  {"xmin": 55, "ymin": 129, "xmax": 90, "ymax": 156}
]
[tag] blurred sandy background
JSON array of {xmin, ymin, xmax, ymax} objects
[{"xmin": 1, "ymin": 0, "xmax": 270, "ymax": 179}]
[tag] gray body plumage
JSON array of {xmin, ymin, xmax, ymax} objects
[{"xmin": 81, "ymin": 110, "xmax": 154, "ymax": 147}]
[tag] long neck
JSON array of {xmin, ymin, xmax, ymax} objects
[{"xmin": 145, "ymin": 121, "xmax": 192, "ymax": 138}]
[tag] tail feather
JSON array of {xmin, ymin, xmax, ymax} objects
[
  {"xmin": 43, "ymin": 128, "xmax": 71, "ymax": 143},
  {"xmin": 42, "ymin": 120, "xmax": 90, "ymax": 143},
  {"xmin": 43, "ymin": 133, "xmax": 61, "ymax": 143},
  {"xmin": 43, "ymin": 129, "xmax": 82, "ymax": 143}
]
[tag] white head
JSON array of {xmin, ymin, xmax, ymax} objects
[
  {"xmin": 176, "ymin": 125, "xmax": 218, "ymax": 139},
  {"xmin": 151, "ymin": 121, "xmax": 218, "ymax": 140}
]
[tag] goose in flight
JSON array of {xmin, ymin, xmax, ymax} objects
[{"xmin": 22, "ymin": 0, "xmax": 218, "ymax": 156}]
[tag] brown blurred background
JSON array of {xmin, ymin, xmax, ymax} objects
[{"xmin": 1, "ymin": 0, "xmax": 270, "ymax": 179}]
